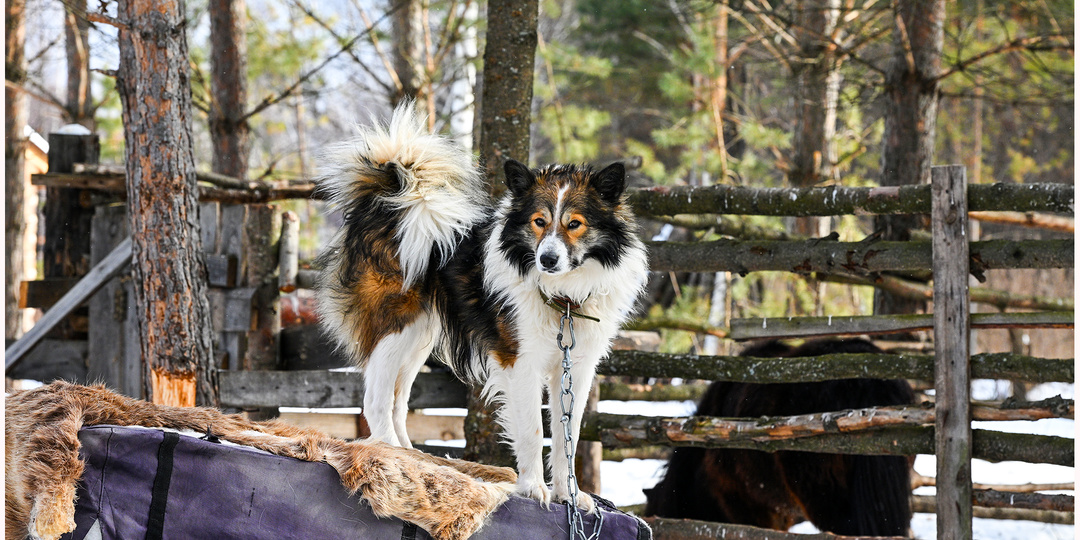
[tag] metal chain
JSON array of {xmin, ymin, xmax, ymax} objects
[{"xmin": 557, "ymin": 305, "xmax": 603, "ymax": 540}]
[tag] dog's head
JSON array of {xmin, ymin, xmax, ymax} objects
[{"xmin": 498, "ymin": 159, "xmax": 634, "ymax": 277}]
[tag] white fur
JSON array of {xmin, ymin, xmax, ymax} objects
[
  {"xmin": 319, "ymin": 103, "xmax": 487, "ymax": 290},
  {"xmin": 481, "ymin": 197, "xmax": 649, "ymax": 507},
  {"xmin": 363, "ymin": 310, "xmax": 441, "ymax": 448}
]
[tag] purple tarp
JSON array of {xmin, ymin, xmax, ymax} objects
[{"xmin": 61, "ymin": 425, "xmax": 649, "ymax": 540}]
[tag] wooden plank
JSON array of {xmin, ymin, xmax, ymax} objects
[
  {"xmin": 932, "ymin": 165, "xmax": 972, "ymax": 538},
  {"xmin": 205, "ymin": 254, "xmax": 238, "ymax": 288},
  {"xmin": 277, "ymin": 412, "xmax": 465, "ymax": 442},
  {"xmin": 729, "ymin": 311, "xmax": 1073, "ymax": 340},
  {"xmin": 281, "ymin": 324, "xmax": 352, "ymax": 370},
  {"xmin": 88, "ymin": 204, "xmax": 142, "ymax": 399},
  {"xmin": 5, "ymin": 237, "xmax": 132, "ymax": 370},
  {"xmin": 18, "ymin": 278, "xmax": 80, "ymax": 309},
  {"xmin": 4, "ymin": 339, "xmax": 88, "ymax": 382},
  {"xmin": 217, "ymin": 369, "xmax": 468, "ymax": 409}
]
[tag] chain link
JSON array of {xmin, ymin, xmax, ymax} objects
[{"xmin": 557, "ymin": 304, "xmax": 603, "ymax": 540}]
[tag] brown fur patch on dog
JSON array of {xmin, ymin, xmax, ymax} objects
[{"xmin": 5, "ymin": 381, "xmax": 514, "ymax": 540}]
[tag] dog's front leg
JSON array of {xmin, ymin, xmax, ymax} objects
[
  {"xmin": 547, "ymin": 358, "xmax": 599, "ymax": 513},
  {"xmin": 486, "ymin": 363, "xmax": 550, "ymax": 506}
]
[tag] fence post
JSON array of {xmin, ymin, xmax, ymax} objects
[{"xmin": 932, "ymin": 165, "xmax": 972, "ymax": 539}]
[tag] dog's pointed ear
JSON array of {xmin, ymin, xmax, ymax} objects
[
  {"xmin": 590, "ymin": 162, "xmax": 626, "ymax": 204},
  {"xmin": 504, "ymin": 159, "xmax": 535, "ymax": 197}
]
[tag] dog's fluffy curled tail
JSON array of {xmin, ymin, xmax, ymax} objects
[{"xmin": 317, "ymin": 101, "xmax": 487, "ymax": 290}]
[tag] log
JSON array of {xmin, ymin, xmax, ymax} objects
[
  {"xmin": 820, "ymin": 272, "xmax": 1074, "ymax": 311},
  {"xmin": 729, "ymin": 311, "xmax": 1071, "ymax": 340},
  {"xmin": 279, "ymin": 211, "xmax": 299, "ymax": 293},
  {"xmin": 30, "ymin": 171, "xmax": 1074, "ymax": 217},
  {"xmin": 970, "ymin": 489, "xmax": 1073, "ymax": 512},
  {"xmin": 598, "ymin": 350, "xmax": 1074, "ymax": 384},
  {"xmin": 913, "ymin": 474, "xmax": 1074, "ymax": 493},
  {"xmin": 645, "ymin": 517, "xmax": 909, "ymax": 540},
  {"xmin": 911, "ymin": 496, "xmax": 1074, "ymax": 525},
  {"xmin": 579, "ymin": 413, "xmax": 1073, "ymax": 466},
  {"xmin": 626, "ymin": 182, "xmax": 1073, "ymax": 217},
  {"xmin": 647, "ymin": 238, "xmax": 1072, "ymax": 274},
  {"xmin": 580, "ymin": 401, "xmax": 1071, "ymax": 449},
  {"xmin": 969, "ymin": 210, "xmax": 1074, "ymax": 233}
]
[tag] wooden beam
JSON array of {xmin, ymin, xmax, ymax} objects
[
  {"xmin": 580, "ymin": 413, "xmax": 1073, "ymax": 466},
  {"xmin": 729, "ymin": 311, "xmax": 1072, "ymax": 340},
  {"xmin": 5, "ymin": 237, "xmax": 132, "ymax": 370},
  {"xmin": 647, "ymin": 238, "xmax": 1072, "ymax": 274},
  {"xmin": 932, "ymin": 165, "xmax": 972, "ymax": 537},
  {"xmin": 598, "ymin": 350, "xmax": 1074, "ymax": 384},
  {"xmin": 18, "ymin": 278, "xmax": 80, "ymax": 309},
  {"xmin": 645, "ymin": 516, "xmax": 909, "ymax": 540},
  {"xmin": 31, "ymin": 171, "xmax": 1074, "ymax": 216},
  {"xmin": 217, "ymin": 369, "xmax": 468, "ymax": 409}
]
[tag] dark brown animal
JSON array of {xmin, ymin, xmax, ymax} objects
[
  {"xmin": 644, "ymin": 339, "xmax": 914, "ymax": 536},
  {"xmin": 6, "ymin": 381, "xmax": 515, "ymax": 540}
]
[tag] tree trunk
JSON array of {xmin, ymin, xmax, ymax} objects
[
  {"xmin": 390, "ymin": 0, "xmax": 424, "ymax": 107},
  {"xmin": 63, "ymin": 0, "xmax": 94, "ymax": 129},
  {"xmin": 873, "ymin": 0, "xmax": 945, "ymax": 316},
  {"xmin": 117, "ymin": 0, "xmax": 217, "ymax": 407},
  {"xmin": 790, "ymin": 0, "xmax": 841, "ymax": 241},
  {"xmin": 464, "ymin": 0, "xmax": 538, "ymax": 465},
  {"xmin": 209, "ymin": 0, "xmax": 250, "ymax": 180},
  {"xmin": 476, "ymin": 0, "xmax": 537, "ymax": 198},
  {"xmin": 5, "ymin": 0, "xmax": 28, "ymax": 340}
]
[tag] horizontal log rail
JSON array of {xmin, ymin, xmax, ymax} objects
[
  {"xmin": 645, "ymin": 517, "xmax": 910, "ymax": 540},
  {"xmin": 913, "ymin": 473, "xmax": 1075, "ymax": 493},
  {"xmin": 647, "ymin": 238, "xmax": 1073, "ymax": 274},
  {"xmin": 579, "ymin": 403, "xmax": 1072, "ymax": 451},
  {"xmin": 32, "ymin": 171, "xmax": 1073, "ymax": 217},
  {"xmin": 579, "ymin": 413, "xmax": 1073, "ymax": 466},
  {"xmin": 627, "ymin": 182, "xmax": 1074, "ymax": 217},
  {"xmin": 910, "ymin": 497, "xmax": 1074, "ymax": 525},
  {"xmin": 729, "ymin": 311, "xmax": 1073, "ymax": 340},
  {"xmin": 820, "ymin": 273, "xmax": 1074, "ymax": 311},
  {"xmin": 599, "ymin": 350, "xmax": 1074, "ymax": 384}
]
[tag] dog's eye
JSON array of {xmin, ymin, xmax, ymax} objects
[
  {"xmin": 567, "ymin": 220, "xmax": 582, "ymax": 230},
  {"xmin": 533, "ymin": 217, "xmax": 546, "ymax": 228}
]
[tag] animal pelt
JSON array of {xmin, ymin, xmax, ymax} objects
[
  {"xmin": 5, "ymin": 381, "xmax": 516, "ymax": 540},
  {"xmin": 644, "ymin": 339, "xmax": 914, "ymax": 536}
]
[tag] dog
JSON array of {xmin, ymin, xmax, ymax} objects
[
  {"xmin": 644, "ymin": 339, "xmax": 914, "ymax": 536},
  {"xmin": 316, "ymin": 102, "xmax": 648, "ymax": 511},
  {"xmin": 5, "ymin": 381, "xmax": 516, "ymax": 540}
]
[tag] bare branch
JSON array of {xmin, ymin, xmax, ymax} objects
[
  {"xmin": 86, "ymin": 11, "xmax": 127, "ymax": 30},
  {"xmin": 241, "ymin": 6, "xmax": 401, "ymax": 122},
  {"xmin": 938, "ymin": 34, "xmax": 1074, "ymax": 80}
]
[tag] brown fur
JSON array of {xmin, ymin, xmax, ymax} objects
[{"xmin": 5, "ymin": 381, "xmax": 515, "ymax": 540}]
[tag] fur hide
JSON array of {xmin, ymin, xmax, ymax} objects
[{"xmin": 5, "ymin": 381, "xmax": 516, "ymax": 540}]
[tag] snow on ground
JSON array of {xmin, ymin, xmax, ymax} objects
[{"xmin": 598, "ymin": 381, "xmax": 1075, "ymax": 539}]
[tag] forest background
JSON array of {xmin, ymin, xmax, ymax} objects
[{"xmin": 7, "ymin": 0, "xmax": 1074, "ymax": 359}]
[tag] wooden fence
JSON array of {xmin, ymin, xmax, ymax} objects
[{"xmin": 7, "ymin": 133, "xmax": 1075, "ymax": 539}]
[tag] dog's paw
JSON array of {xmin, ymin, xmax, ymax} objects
[
  {"xmin": 515, "ymin": 478, "xmax": 552, "ymax": 508},
  {"xmin": 554, "ymin": 490, "xmax": 597, "ymax": 515}
]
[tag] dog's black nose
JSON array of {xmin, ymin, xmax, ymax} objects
[{"xmin": 539, "ymin": 252, "xmax": 559, "ymax": 270}]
